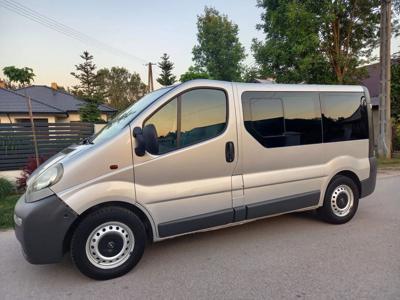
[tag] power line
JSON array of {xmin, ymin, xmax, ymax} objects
[{"xmin": 0, "ymin": 0, "xmax": 148, "ymax": 64}]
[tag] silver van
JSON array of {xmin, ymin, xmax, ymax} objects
[{"xmin": 14, "ymin": 80, "xmax": 376, "ymax": 280}]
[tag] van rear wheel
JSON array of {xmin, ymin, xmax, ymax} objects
[
  {"xmin": 318, "ymin": 175, "xmax": 359, "ymax": 224},
  {"xmin": 70, "ymin": 206, "xmax": 146, "ymax": 280}
]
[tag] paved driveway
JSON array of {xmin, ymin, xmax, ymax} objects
[{"xmin": 0, "ymin": 175, "xmax": 399, "ymax": 300}]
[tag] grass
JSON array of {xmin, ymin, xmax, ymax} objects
[
  {"xmin": 377, "ymin": 157, "xmax": 400, "ymax": 170},
  {"xmin": 0, "ymin": 194, "xmax": 20, "ymax": 229}
]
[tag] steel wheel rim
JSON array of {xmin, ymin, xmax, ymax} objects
[
  {"xmin": 330, "ymin": 184, "xmax": 354, "ymax": 217},
  {"xmin": 85, "ymin": 221, "xmax": 135, "ymax": 269}
]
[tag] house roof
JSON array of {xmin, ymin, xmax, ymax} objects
[
  {"xmin": 17, "ymin": 85, "xmax": 117, "ymax": 114},
  {"xmin": 0, "ymin": 88, "xmax": 67, "ymax": 115}
]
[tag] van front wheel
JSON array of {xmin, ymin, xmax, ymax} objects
[
  {"xmin": 318, "ymin": 175, "xmax": 359, "ymax": 224},
  {"xmin": 70, "ymin": 206, "xmax": 146, "ymax": 280}
]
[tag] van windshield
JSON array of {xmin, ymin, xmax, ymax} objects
[{"xmin": 91, "ymin": 87, "xmax": 173, "ymax": 144}]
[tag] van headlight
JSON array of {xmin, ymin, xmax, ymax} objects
[{"xmin": 28, "ymin": 163, "xmax": 63, "ymax": 195}]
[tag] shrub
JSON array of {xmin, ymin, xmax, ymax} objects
[
  {"xmin": 0, "ymin": 177, "xmax": 14, "ymax": 199},
  {"xmin": 16, "ymin": 156, "xmax": 47, "ymax": 191},
  {"xmin": 394, "ymin": 122, "xmax": 400, "ymax": 152}
]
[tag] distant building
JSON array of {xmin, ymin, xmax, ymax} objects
[
  {"xmin": 0, "ymin": 83, "xmax": 116, "ymax": 123},
  {"xmin": 360, "ymin": 58, "xmax": 399, "ymax": 147}
]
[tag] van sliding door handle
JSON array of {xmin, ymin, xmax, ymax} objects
[{"xmin": 225, "ymin": 142, "xmax": 235, "ymax": 163}]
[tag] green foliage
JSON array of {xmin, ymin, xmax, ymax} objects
[
  {"xmin": 0, "ymin": 178, "xmax": 14, "ymax": 199},
  {"xmin": 253, "ymin": 0, "xmax": 381, "ymax": 84},
  {"xmin": 192, "ymin": 7, "xmax": 246, "ymax": 81},
  {"xmin": 71, "ymin": 51, "xmax": 103, "ymax": 122},
  {"xmin": 70, "ymin": 51, "xmax": 99, "ymax": 98},
  {"xmin": 2, "ymin": 66, "xmax": 35, "ymax": 87},
  {"xmin": 242, "ymin": 65, "xmax": 260, "ymax": 83},
  {"xmin": 79, "ymin": 101, "xmax": 102, "ymax": 122},
  {"xmin": 0, "ymin": 194, "xmax": 19, "ymax": 229},
  {"xmin": 393, "ymin": 122, "xmax": 400, "ymax": 151},
  {"xmin": 179, "ymin": 66, "xmax": 211, "ymax": 82},
  {"xmin": 157, "ymin": 53, "xmax": 176, "ymax": 86},
  {"xmin": 96, "ymin": 67, "xmax": 147, "ymax": 111},
  {"xmin": 392, "ymin": 60, "xmax": 400, "ymax": 122}
]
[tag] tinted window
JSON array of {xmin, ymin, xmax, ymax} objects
[
  {"xmin": 144, "ymin": 88, "xmax": 227, "ymax": 154},
  {"xmin": 283, "ymin": 93, "xmax": 322, "ymax": 145},
  {"xmin": 242, "ymin": 91, "xmax": 322, "ymax": 148},
  {"xmin": 321, "ymin": 92, "xmax": 368, "ymax": 142},
  {"xmin": 250, "ymin": 98, "xmax": 284, "ymax": 137},
  {"xmin": 144, "ymin": 98, "xmax": 177, "ymax": 154},
  {"xmin": 180, "ymin": 89, "xmax": 227, "ymax": 147}
]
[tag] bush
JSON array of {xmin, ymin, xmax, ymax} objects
[
  {"xmin": 16, "ymin": 156, "xmax": 47, "ymax": 191},
  {"xmin": 0, "ymin": 177, "xmax": 14, "ymax": 199},
  {"xmin": 394, "ymin": 122, "xmax": 400, "ymax": 152}
]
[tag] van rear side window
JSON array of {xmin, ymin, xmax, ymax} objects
[
  {"xmin": 321, "ymin": 92, "xmax": 368, "ymax": 142},
  {"xmin": 242, "ymin": 91, "xmax": 322, "ymax": 148}
]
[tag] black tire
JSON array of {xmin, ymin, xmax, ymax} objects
[
  {"xmin": 318, "ymin": 175, "xmax": 359, "ymax": 224},
  {"xmin": 70, "ymin": 206, "xmax": 146, "ymax": 280}
]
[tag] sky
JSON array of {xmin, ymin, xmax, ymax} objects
[
  {"xmin": 0, "ymin": 0, "xmax": 264, "ymax": 88},
  {"xmin": 0, "ymin": 0, "xmax": 399, "ymax": 89}
]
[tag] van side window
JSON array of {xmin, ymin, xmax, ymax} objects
[
  {"xmin": 144, "ymin": 88, "xmax": 227, "ymax": 155},
  {"xmin": 242, "ymin": 91, "xmax": 322, "ymax": 148},
  {"xmin": 180, "ymin": 89, "xmax": 227, "ymax": 147},
  {"xmin": 321, "ymin": 92, "xmax": 368, "ymax": 142},
  {"xmin": 144, "ymin": 98, "xmax": 178, "ymax": 154}
]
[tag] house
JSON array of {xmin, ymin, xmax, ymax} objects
[
  {"xmin": 0, "ymin": 87, "xmax": 68, "ymax": 123},
  {"xmin": 0, "ymin": 82, "xmax": 116, "ymax": 123}
]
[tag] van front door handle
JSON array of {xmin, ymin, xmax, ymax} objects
[{"xmin": 225, "ymin": 142, "xmax": 235, "ymax": 163}]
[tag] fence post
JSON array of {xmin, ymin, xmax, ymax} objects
[{"xmin": 26, "ymin": 96, "xmax": 40, "ymax": 166}]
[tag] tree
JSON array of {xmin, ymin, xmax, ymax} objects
[
  {"xmin": 179, "ymin": 66, "xmax": 211, "ymax": 82},
  {"xmin": 3, "ymin": 66, "xmax": 35, "ymax": 88},
  {"xmin": 192, "ymin": 7, "xmax": 246, "ymax": 81},
  {"xmin": 96, "ymin": 67, "xmax": 147, "ymax": 111},
  {"xmin": 70, "ymin": 51, "xmax": 103, "ymax": 122},
  {"xmin": 242, "ymin": 65, "xmax": 260, "ymax": 83},
  {"xmin": 157, "ymin": 53, "xmax": 176, "ymax": 86},
  {"xmin": 70, "ymin": 51, "xmax": 99, "ymax": 98},
  {"xmin": 253, "ymin": 0, "xmax": 381, "ymax": 84}
]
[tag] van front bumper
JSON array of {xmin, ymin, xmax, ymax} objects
[{"xmin": 14, "ymin": 193, "xmax": 78, "ymax": 264}]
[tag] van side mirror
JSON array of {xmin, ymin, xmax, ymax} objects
[
  {"xmin": 143, "ymin": 124, "xmax": 159, "ymax": 155},
  {"xmin": 132, "ymin": 125, "xmax": 159, "ymax": 156},
  {"xmin": 133, "ymin": 127, "xmax": 146, "ymax": 156}
]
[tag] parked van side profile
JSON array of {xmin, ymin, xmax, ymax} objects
[{"xmin": 14, "ymin": 80, "xmax": 376, "ymax": 280}]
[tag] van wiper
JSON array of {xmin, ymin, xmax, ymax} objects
[{"xmin": 80, "ymin": 136, "xmax": 94, "ymax": 145}]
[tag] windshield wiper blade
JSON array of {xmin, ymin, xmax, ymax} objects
[{"xmin": 80, "ymin": 136, "xmax": 94, "ymax": 145}]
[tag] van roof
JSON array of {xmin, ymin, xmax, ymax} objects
[{"xmin": 184, "ymin": 79, "xmax": 365, "ymax": 93}]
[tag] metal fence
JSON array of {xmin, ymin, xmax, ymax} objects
[{"xmin": 0, "ymin": 122, "xmax": 94, "ymax": 171}]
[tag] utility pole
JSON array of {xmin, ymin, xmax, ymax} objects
[
  {"xmin": 146, "ymin": 62, "xmax": 155, "ymax": 92},
  {"xmin": 378, "ymin": 0, "xmax": 392, "ymax": 159}
]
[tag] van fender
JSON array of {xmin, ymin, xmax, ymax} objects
[
  {"xmin": 319, "ymin": 155, "xmax": 369, "ymax": 206},
  {"xmin": 57, "ymin": 180, "xmax": 158, "ymax": 240}
]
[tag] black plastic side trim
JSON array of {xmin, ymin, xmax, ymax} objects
[
  {"xmin": 158, "ymin": 209, "xmax": 234, "ymax": 238},
  {"xmin": 233, "ymin": 206, "xmax": 246, "ymax": 222},
  {"xmin": 360, "ymin": 157, "xmax": 377, "ymax": 198},
  {"xmin": 246, "ymin": 191, "xmax": 320, "ymax": 220},
  {"xmin": 14, "ymin": 194, "xmax": 78, "ymax": 264}
]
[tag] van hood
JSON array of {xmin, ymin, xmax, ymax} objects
[{"xmin": 27, "ymin": 144, "xmax": 89, "ymax": 186}]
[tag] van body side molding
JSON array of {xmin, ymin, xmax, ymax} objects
[
  {"xmin": 246, "ymin": 191, "xmax": 320, "ymax": 219},
  {"xmin": 158, "ymin": 190, "xmax": 320, "ymax": 238},
  {"xmin": 158, "ymin": 209, "xmax": 234, "ymax": 238}
]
